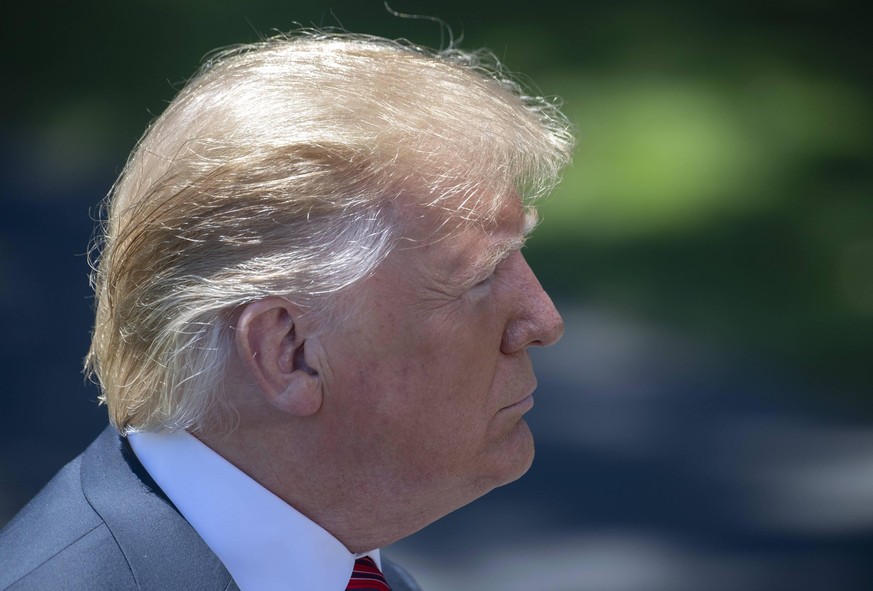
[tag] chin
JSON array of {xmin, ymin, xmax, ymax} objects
[
  {"xmin": 511, "ymin": 421, "xmax": 536, "ymax": 477},
  {"xmin": 493, "ymin": 419, "xmax": 536, "ymax": 487}
]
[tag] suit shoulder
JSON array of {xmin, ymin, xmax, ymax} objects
[
  {"xmin": 382, "ymin": 556, "xmax": 424, "ymax": 591},
  {"xmin": 1, "ymin": 522, "xmax": 135, "ymax": 590},
  {"xmin": 0, "ymin": 455, "xmax": 132, "ymax": 590}
]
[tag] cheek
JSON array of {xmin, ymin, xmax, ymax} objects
[
  {"xmin": 339, "ymin": 294, "xmax": 508, "ymax": 432},
  {"xmin": 380, "ymin": 349, "xmax": 496, "ymax": 441}
]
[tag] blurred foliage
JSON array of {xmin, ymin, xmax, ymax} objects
[{"xmin": 4, "ymin": 0, "xmax": 871, "ymax": 404}]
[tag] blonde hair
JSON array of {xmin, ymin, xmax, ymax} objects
[{"xmin": 86, "ymin": 31, "xmax": 574, "ymax": 433}]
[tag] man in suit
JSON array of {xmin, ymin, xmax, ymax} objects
[{"xmin": 0, "ymin": 32, "xmax": 573, "ymax": 590}]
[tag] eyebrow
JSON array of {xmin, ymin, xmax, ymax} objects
[{"xmin": 471, "ymin": 207, "xmax": 539, "ymax": 277}]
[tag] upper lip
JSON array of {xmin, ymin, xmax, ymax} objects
[{"xmin": 502, "ymin": 379, "xmax": 537, "ymax": 410}]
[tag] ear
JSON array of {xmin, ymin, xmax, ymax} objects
[{"xmin": 234, "ymin": 297, "xmax": 322, "ymax": 416}]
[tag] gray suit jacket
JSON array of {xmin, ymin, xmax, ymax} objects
[{"xmin": 0, "ymin": 426, "xmax": 421, "ymax": 591}]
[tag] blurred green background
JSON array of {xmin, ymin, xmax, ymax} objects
[
  {"xmin": 5, "ymin": 0, "xmax": 870, "ymax": 408},
  {"xmin": 3, "ymin": 2, "xmax": 872, "ymax": 588}
]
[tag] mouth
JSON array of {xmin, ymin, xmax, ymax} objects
[
  {"xmin": 503, "ymin": 394, "xmax": 534, "ymax": 413},
  {"xmin": 498, "ymin": 371, "xmax": 538, "ymax": 413},
  {"xmin": 509, "ymin": 394, "xmax": 533, "ymax": 412}
]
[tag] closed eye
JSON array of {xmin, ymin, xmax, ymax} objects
[
  {"xmin": 471, "ymin": 273, "xmax": 494, "ymax": 290},
  {"xmin": 469, "ymin": 250, "xmax": 514, "ymax": 291}
]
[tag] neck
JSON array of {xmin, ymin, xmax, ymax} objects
[{"xmin": 195, "ymin": 421, "xmax": 467, "ymax": 553}]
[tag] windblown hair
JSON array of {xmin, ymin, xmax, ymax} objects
[{"xmin": 86, "ymin": 31, "xmax": 574, "ymax": 433}]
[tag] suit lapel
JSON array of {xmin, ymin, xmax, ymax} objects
[
  {"xmin": 79, "ymin": 427, "xmax": 421, "ymax": 591},
  {"xmin": 80, "ymin": 426, "xmax": 235, "ymax": 590}
]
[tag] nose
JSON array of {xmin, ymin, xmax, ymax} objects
[{"xmin": 500, "ymin": 252, "xmax": 564, "ymax": 354}]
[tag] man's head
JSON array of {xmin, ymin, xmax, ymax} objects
[{"xmin": 86, "ymin": 31, "xmax": 573, "ymax": 545}]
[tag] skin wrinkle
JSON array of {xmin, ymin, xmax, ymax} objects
[
  {"xmin": 395, "ymin": 191, "xmax": 532, "ymax": 295},
  {"xmin": 83, "ymin": 34, "xmax": 572, "ymax": 558},
  {"xmin": 198, "ymin": 191, "xmax": 563, "ymax": 551}
]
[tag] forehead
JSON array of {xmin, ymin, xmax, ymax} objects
[
  {"xmin": 417, "ymin": 187, "xmax": 529, "ymax": 232},
  {"xmin": 395, "ymin": 195, "xmax": 534, "ymax": 282}
]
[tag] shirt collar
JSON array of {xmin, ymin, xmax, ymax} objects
[{"xmin": 128, "ymin": 430, "xmax": 380, "ymax": 591}]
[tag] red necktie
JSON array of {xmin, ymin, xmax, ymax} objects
[{"xmin": 346, "ymin": 555, "xmax": 392, "ymax": 591}]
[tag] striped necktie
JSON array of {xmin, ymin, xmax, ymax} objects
[{"xmin": 346, "ymin": 555, "xmax": 392, "ymax": 591}]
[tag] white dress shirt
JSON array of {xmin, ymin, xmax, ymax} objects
[{"xmin": 128, "ymin": 430, "xmax": 381, "ymax": 591}]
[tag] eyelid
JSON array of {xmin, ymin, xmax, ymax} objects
[
  {"xmin": 474, "ymin": 270, "xmax": 495, "ymax": 286},
  {"xmin": 473, "ymin": 247, "xmax": 517, "ymax": 286},
  {"xmin": 465, "ymin": 229, "xmax": 527, "ymax": 291}
]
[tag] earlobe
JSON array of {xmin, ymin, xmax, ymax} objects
[
  {"xmin": 273, "ymin": 368, "xmax": 322, "ymax": 415},
  {"xmin": 235, "ymin": 297, "xmax": 323, "ymax": 416}
]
